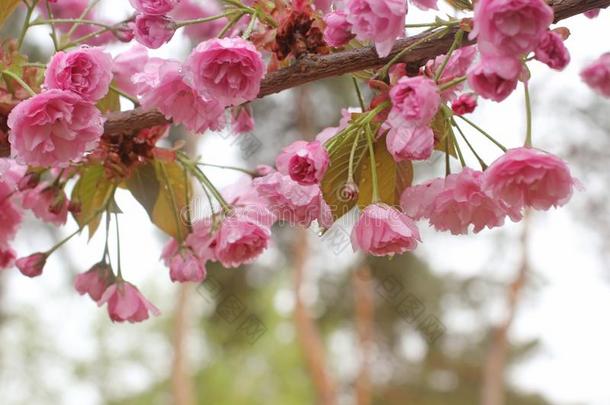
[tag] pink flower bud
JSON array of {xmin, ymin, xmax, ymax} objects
[
  {"xmin": 451, "ymin": 93, "xmax": 478, "ymax": 115},
  {"xmin": 134, "ymin": 14, "xmax": 176, "ymax": 49},
  {"xmin": 386, "ymin": 125, "xmax": 434, "ymax": 161},
  {"xmin": 75, "ymin": 262, "xmax": 115, "ymax": 301},
  {"xmin": 16, "ymin": 252, "xmax": 47, "ymax": 278},
  {"xmin": 114, "ymin": 24, "xmax": 135, "ymax": 43},
  {"xmin": 231, "ymin": 105, "xmax": 255, "ymax": 134},
  {"xmin": 17, "ymin": 172, "xmax": 40, "ymax": 191}
]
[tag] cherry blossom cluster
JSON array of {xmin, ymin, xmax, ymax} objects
[{"xmin": 0, "ymin": 0, "xmax": 608, "ymax": 323}]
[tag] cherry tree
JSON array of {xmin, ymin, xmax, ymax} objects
[{"xmin": 0, "ymin": 0, "xmax": 608, "ymax": 323}]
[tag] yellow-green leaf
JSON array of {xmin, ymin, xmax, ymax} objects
[
  {"xmin": 96, "ymin": 86, "xmax": 120, "ymax": 113},
  {"xmin": 126, "ymin": 160, "xmax": 191, "ymax": 241},
  {"xmin": 0, "ymin": 0, "xmax": 20, "ymax": 28},
  {"xmin": 432, "ymin": 109, "xmax": 457, "ymax": 158},
  {"xmin": 321, "ymin": 127, "xmax": 368, "ymax": 221},
  {"xmin": 71, "ymin": 165, "xmax": 115, "ymax": 240},
  {"xmin": 357, "ymin": 134, "xmax": 406, "ymax": 209}
]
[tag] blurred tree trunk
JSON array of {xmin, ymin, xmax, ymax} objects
[
  {"xmin": 171, "ymin": 283, "xmax": 196, "ymax": 405},
  {"xmin": 353, "ymin": 263, "xmax": 374, "ymax": 405},
  {"xmin": 481, "ymin": 213, "xmax": 530, "ymax": 405}
]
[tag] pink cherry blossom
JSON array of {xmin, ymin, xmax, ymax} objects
[
  {"xmin": 467, "ymin": 56, "xmax": 521, "ymax": 102},
  {"xmin": 534, "ymin": 31, "xmax": 571, "ymax": 71},
  {"xmin": 581, "ymin": 53, "xmax": 610, "ymax": 97},
  {"xmin": 231, "ymin": 105, "xmax": 255, "ymax": 134},
  {"xmin": 186, "ymin": 37, "xmax": 265, "ymax": 107},
  {"xmin": 7, "ymin": 90, "xmax": 104, "ymax": 167},
  {"xmin": 253, "ymin": 171, "xmax": 332, "ymax": 228},
  {"xmin": 171, "ymin": 0, "xmax": 227, "ymax": 43},
  {"xmin": 22, "ymin": 184, "xmax": 69, "ymax": 226},
  {"xmin": 168, "ymin": 249, "xmax": 207, "ymax": 283},
  {"xmin": 351, "ymin": 203, "xmax": 420, "ymax": 256},
  {"xmin": 323, "ymin": 11, "xmax": 354, "ymax": 48},
  {"xmin": 16, "ymin": 252, "xmax": 47, "ymax": 278},
  {"xmin": 184, "ymin": 219, "xmax": 217, "ymax": 262},
  {"xmin": 386, "ymin": 125, "xmax": 434, "ymax": 161},
  {"xmin": 74, "ymin": 262, "xmax": 115, "ymax": 301},
  {"xmin": 44, "ymin": 46, "xmax": 113, "ymax": 102},
  {"xmin": 112, "ymin": 44, "xmax": 149, "ymax": 97},
  {"xmin": 483, "ymin": 147, "xmax": 577, "ymax": 211},
  {"xmin": 472, "ymin": 0, "xmax": 554, "ymax": 58},
  {"xmin": 213, "ymin": 213, "xmax": 271, "ymax": 268},
  {"xmin": 276, "ymin": 140, "xmax": 329, "ymax": 185},
  {"xmin": 0, "ymin": 158, "xmax": 27, "ymax": 190},
  {"xmin": 129, "ymin": 0, "xmax": 178, "ymax": 15},
  {"xmin": 98, "ymin": 281, "xmax": 161, "ymax": 323},
  {"xmin": 451, "ymin": 93, "xmax": 478, "ymax": 115},
  {"xmin": 346, "ymin": 0, "xmax": 407, "ymax": 57},
  {"xmin": 402, "ymin": 168, "xmax": 519, "ymax": 235},
  {"xmin": 134, "ymin": 14, "xmax": 176, "ymax": 49},
  {"xmin": 388, "ymin": 76, "xmax": 440, "ymax": 128},
  {"xmin": 134, "ymin": 59, "xmax": 225, "ymax": 133},
  {"xmin": 423, "ymin": 46, "xmax": 477, "ymax": 100}
]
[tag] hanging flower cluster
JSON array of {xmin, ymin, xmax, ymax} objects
[{"xmin": 0, "ymin": 0, "xmax": 606, "ymax": 323}]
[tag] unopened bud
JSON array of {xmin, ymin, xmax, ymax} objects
[{"xmin": 18, "ymin": 172, "xmax": 40, "ymax": 191}]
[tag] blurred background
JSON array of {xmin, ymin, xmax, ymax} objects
[{"xmin": 1, "ymin": 2, "xmax": 610, "ymax": 405}]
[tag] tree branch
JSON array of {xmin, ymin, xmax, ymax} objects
[{"xmin": 1, "ymin": 0, "xmax": 607, "ymax": 153}]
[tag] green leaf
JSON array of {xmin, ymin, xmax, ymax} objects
[
  {"xmin": 71, "ymin": 165, "xmax": 115, "ymax": 240},
  {"xmin": 432, "ymin": 109, "xmax": 457, "ymax": 158},
  {"xmin": 321, "ymin": 127, "xmax": 368, "ymax": 221},
  {"xmin": 96, "ymin": 86, "xmax": 121, "ymax": 113},
  {"xmin": 0, "ymin": 0, "xmax": 20, "ymax": 28},
  {"xmin": 126, "ymin": 159, "xmax": 191, "ymax": 241},
  {"xmin": 357, "ymin": 133, "xmax": 412, "ymax": 209}
]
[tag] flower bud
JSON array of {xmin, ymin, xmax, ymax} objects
[
  {"xmin": 451, "ymin": 93, "xmax": 478, "ymax": 115},
  {"xmin": 18, "ymin": 172, "xmax": 40, "ymax": 191},
  {"xmin": 75, "ymin": 262, "xmax": 115, "ymax": 301},
  {"xmin": 338, "ymin": 181, "xmax": 359, "ymax": 202},
  {"xmin": 16, "ymin": 252, "xmax": 48, "ymax": 278}
]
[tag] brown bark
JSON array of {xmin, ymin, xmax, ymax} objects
[
  {"xmin": 171, "ymin": 284, "xmax": 196, "ymax": 405},
  {"xmin": 481, "ymin": 213, "xmax": 530, "ymax": 405},
  {"xmin": 96, "ymin": 0, "xmax": 609, "ymax": 138}
]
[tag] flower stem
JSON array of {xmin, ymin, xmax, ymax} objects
[
  {"xmin": 452, "ymin": 130, "xmax": 466, "ymax": 168},
  {"xmin": 377, "ymin": 27, "xmax": 450, "ymax": 79},
  {"xmin": 365, "ymin": 124, "xmax": 380, "ymax": 203},
  {"xmin": 452, "ymin": 118, "xmax": 487, "ymax": 170},
  {"xmin": 434, "ymin": 30, "xmax": 464, "ymax": 82},
  {"xmin": 523, "ymin": 80, "xmax": 533, "ymax": 147},
  {"xmin": 445, "ymin": 132, "xmax": 451, "ymax": 176},
  {"xmin": 44, "ymin": 1, "xmax": 60, "ymax": 51},
  {"xmin": 352, "ymin": 76, "xmax": 366, "ymax": 111},
  {"xmin": 348, "ymin": 130, "xmax": 362, "ymax": 183},
  {"xmin": 65, "ymin": 0, "xmax": 102, "ymax": 39},
  {"xmin": 17, "ymin": 0, "xmax": 37, "ymax": 51},
  {"xmin": 110, "ymin": 85, "xmax": 138, "ymax": 106},
  {"xmin": 456, "ymin": 115, "xmax": 507, "ymax": 152},
  {"xmin": 196, "ymin": 162, "xmax": 257, "ymax": 177},
  {"xmin": 114, "ymin": 212, "xmax": 122, "ymax": 278},
  {"xmin": 242, "ymin": 12, "xmax": 258, "ymax": 39},
  {"xmin": 176, "ymin": 11, "xmax": 239, "ymax": 28},
  {"xmin": 2, "ymin": 70, "xmax": 36, "ymax": 97},
  {"xmin": 438, "ymin": 75, "xmax": 467, "ymax": 92}
]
